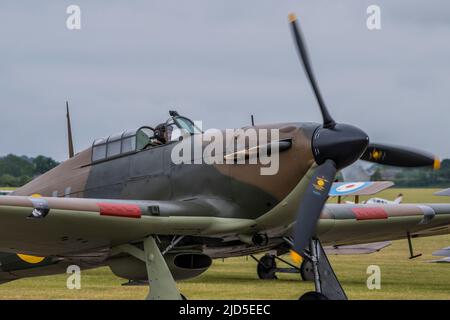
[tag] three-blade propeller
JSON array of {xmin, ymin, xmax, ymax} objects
[{"xmin": 288, "ymin": 13, "xmax": 440, "ymax": 256}]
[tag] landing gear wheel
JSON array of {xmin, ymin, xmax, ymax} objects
[
  {"xmin": 257, "ymin": 254, "xmax": 278, "ymax": 280},
  {"xmin": 299, "ymin": 291, "xmax": 329, "ymax": 300},
  {"xmin": 300, "ymin": 259, "xmax": 314, "ymax": 281}
]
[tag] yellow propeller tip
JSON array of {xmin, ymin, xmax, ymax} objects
[
  {"xmin": 434, "ymin": 158, "xmax": 441, "ymax": 170},
  {"xmin": 17, "ymin": 254, "xmax": 45, "ymax": 264},
  {"xmin": 288, "ymin": 13, "xmax": 297, "ymax": 23}
]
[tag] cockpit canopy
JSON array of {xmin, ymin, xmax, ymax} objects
[
  {"xmin": 92, "ymin": 127, "xmax": 152, "ymax": 162},
  {"xmin": 91, "ymin": 111, "xmax": 201, "ymax": 163}
]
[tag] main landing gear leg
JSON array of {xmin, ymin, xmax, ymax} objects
[
  {"xmin": 115, "ymin": 236, "xmax": 182, "ymax": 300},
  {"xmin": 299, "ymin": 238, "xmax": 347, "ymax": 300},
  {"xmin": 143, "ymin": 236, "xmax": 182, "ymax": 300}
]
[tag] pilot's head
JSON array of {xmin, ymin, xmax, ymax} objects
[{"xmin": 154, "ymin": 124, "xmax": 167, "ymax": 143}]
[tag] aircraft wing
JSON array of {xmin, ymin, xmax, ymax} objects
[
  {"xmin": 429, "ymin": 257, "xmax": 450, "ymax": 263},
  {"xmin": 434, "ymin": 188, "xmax": 450, "ymax": 196},
  {"xmin": 316, "ymin": 203, "xmax": 450, "ymax": 246},
  {"xmin": 433, "ymin": 246, "xmax": 450, "ymax": 256},
  {"xmin": 324, "ymin": 241, "xmax": 391, "ymax": 255},
  {"xmin": 428, "ymin": 246, "xmax": 450, "ymax": 263},
  {"xmin": 0, "ymin": 196, "xmax": 253, "ymax": 256},
  {"xmin": 329, "ymin": 181, "xmax": 394, "ymax": 197}
]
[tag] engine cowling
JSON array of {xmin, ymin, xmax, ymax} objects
[{"xmin": 108, "ymin": 252, "xmax": 212, "ymax": 281}]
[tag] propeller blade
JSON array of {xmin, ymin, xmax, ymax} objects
[
  {"xmin": 294, "ymin": 159, "xmax": 337, "ymax": 255},
  {"xmin": 288, "ymin": 13, "xmax": 335, "ymax": 128},
  {"xmin": 361, "ymin": 143, "xmax": 440, "ymax": 169}
]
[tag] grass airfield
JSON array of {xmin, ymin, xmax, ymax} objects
[{"xmin": 1, "ymin": 188, "xmax": 450, "ymax": 299}]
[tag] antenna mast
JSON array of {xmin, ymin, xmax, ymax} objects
[{"xmin": 66, "ymin": 101, "xmax": 74, "ymax": 158}]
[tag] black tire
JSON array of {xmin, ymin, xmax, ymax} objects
[
  {"xmin": 299, "ymin": 291, "xmax": 329, "ymax": 300},
  {"xmin": 300, "ymin": 259, "xmax": 314, "ymax": 281},
  {"xmin": 257, "ymin": 254, "xmax": 278, "ymax": 280}
]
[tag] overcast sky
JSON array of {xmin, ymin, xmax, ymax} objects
[{"xmin": 0, "ymin": 1, "xmax": 449, "ymax": 161}]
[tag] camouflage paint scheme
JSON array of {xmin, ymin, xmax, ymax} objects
[{"xmin": 0, "ymin": 121, "xmax": 449, "ymax": 285}]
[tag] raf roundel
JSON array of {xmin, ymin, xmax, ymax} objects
[
  {"xmin": 336, "ymin": 182, "xmax": 367, "ymax": 192},
  {"xmin": 331, "ymin": 182, "xmax": 372, "ymax": 196}
]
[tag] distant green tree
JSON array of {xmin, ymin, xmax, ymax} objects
[
  {"xmin": 0, "ymin": 154, "xmax": 34, "ymax": 177},
  {"xmin": 0, "ymin": 154, "xmax": 59, "ymax": 187},
  {"xmin": 0, "ymin": 174, "xmax": 19, "ymax": 187},
  {"xmin": 441, "ymin": 159, "xmax": 450, "ymax": 169},
  {"xmin": 18, "ymin": 175, "xmax": 32, "ymax": 186},
  {"xmin": 33, "ymin": 155, "xmax": 59, "ymax": 175},
  {"xmin": 371, "ymin": 168, "xmax": 382, "ymax": 181}
]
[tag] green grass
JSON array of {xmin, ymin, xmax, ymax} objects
[
  {"xmin": 0, "ymin": 188, "xmax": 450, "ymax": 299},
  {"xmin": 0, "ymin": 187, "xmax": 16, "ymax": 191}
]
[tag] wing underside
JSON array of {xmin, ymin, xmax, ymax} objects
[{"xmin": 0, "ymin": 196, "xmax": 253, "ymax": 256}]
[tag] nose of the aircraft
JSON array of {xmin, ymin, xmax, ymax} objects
[{"xmin": 311, "ymin": 123, "xmax": 369, "ymax": 170}]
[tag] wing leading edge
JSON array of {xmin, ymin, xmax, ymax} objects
[{"xmin": 317, "ymin": 203, "xmax": 450, "ymax": 246}]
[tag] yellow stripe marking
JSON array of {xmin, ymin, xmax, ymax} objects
[{"xmin": 289, "ymin": 250, "xmax": 302, "ymax": 265}]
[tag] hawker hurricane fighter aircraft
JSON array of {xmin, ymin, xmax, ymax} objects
[{"xmin": 0, "ymin": 14, "xmax": 446, "ymax": 300}]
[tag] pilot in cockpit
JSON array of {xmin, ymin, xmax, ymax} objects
[
  {"xmin": 148, "ymin": 111, "xmax": 201, "ymax": 147},
  {"xmin": 153, "ymin": 124, "xmax": 167, "ymax": 145},
  {"xmin": 152, "ymin": 122, "xmax": 175, "ymax": 145}
]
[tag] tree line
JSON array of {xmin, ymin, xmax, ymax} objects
[
  {"xmin": 0, "ymin": 154, "xmax": 59, "ymax": 187},
  {"xmin": 371, "ymin": 159, "xmax": 450, "ymax": 187}
]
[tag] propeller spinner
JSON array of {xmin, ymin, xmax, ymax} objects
[{"xmin": 288, "ymin": 13, "xmax": 439, "ymax": 256}]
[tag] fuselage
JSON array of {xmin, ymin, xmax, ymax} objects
[{"xmin": 14, "ymin": 122, "xmax": 318, "ymax": 220}]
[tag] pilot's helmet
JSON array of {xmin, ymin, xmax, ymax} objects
[
  {"xmin": 154, "ymin": 124, "xmax": 167, "ymax": 142},
  {"xmin": 165, "ymin": 124, "xmax": 173, "ymax": 141}
]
